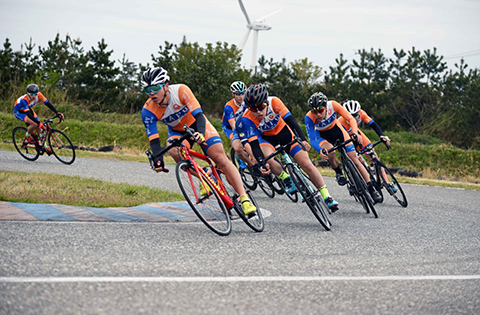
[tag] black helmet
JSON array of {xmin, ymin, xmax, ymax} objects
[
  {"xmin": 27, "ymin": 84, "xmax": 39, "ymax": 94},
  {"xmin": 244, "ymin": 84, "xmax": 268, "ymax": 111},
  {"xmin": 141, "ymin": 67, "xmax": 170, "ymax": 88},
  {"xmin": 307, "ymin": 92, "xmax": 328, "ymax": 110}
]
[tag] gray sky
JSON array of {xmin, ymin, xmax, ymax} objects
[{"xmin": 1, "ymin": 0, "xmax": 479, "ymax": 73}]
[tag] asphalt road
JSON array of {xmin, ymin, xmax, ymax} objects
[{"xmin": 1, "ymin": 150, "xmax": 479, "ymax": 314}]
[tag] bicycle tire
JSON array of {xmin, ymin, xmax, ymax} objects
[
  {"xmin": 230, "ymin": 148, "xmax": 257, "ymax": 191},
  {"xmin": 176, "ymin": 160, "xmax": 231, "ymax": 236},
  {"xmin": 12, "ymin": 126, "xmax": 39, "ymax": 161},
  {"xmin": 375, "ymin": 161, "xmax": 408, "ymax": 207},
  {"xmin": 258, "ymin": 175, "xmax": 275, "ymax": 198},
  {"xmin": 279, "ymin": 160, "xmax": 299, "ymax": 203},
  {"xmin": 270, "ymin": 158, "xmax": 285, "ymax": 195},
  {"xmin": 48, "ymin": 129, "xmax": 76, "ymax": 165},
  {"xmin": 362, "ymin": 159, "xmax": 384, "ymax": 203},
  {"xmin": 287, "ymin": 164, "xmax": 331, "ymax": 231},
  {"xmin": 343, "ymin": 157, "xmax": 378, "ymax": 218},
  {"xmin": 217, "ymin": 169, "xmax": 264, "ymax": 232},
  {"xmin": 303, "ymin": 172, "xmax": 330, "ymax": 214}
]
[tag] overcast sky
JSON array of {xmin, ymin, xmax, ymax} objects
[{"xmin": 1, "ymin": 0, "xmax": 479, "ymax": 73}]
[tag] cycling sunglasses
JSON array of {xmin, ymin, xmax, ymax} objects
[
  {"xmin": 144, "ymin": 83, "xmax": 166, "ymax": 95},
  {"xmin": 28, "ymin": 92, "xmax": 38, "ymax": 97},
  {"xmin": 249, "ymin": 102, "xmax": 267, "ymax": 113},
  {"xmin": 233, "ymin": 92, "xmax": 245, "ymax": 96},
  {"xmin": 311, "ymin": 107, "xmax": 326, "ymax": 115}
]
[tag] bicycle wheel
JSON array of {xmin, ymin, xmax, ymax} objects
[
  {"xmin": 362, "ymin": 160, "xmax": 384, "ymax": 203},
  {"xmin": 230, "ymin": 148, "xmax": 257, "ymax": 191},
  {"xmin": 287, "ymin": 164, "xmax": 331, "ymax": 231},
  {"xmin": 303, "ymin": 172, "xmax": 330, "ymax": 214},
  {"xmin": 258, "ymin": 175, "xmax": 275, "ymax": 198},
  {"xmin": 343, "ymin": 157, "xmax": 378, "ymax": 218},
  {"xmin": 48, "ymin": 129, "xmax": 76, "ymax": 165},
  {"xmin": 176, "ymin": 160, "xmax": 231, "ymax": 236},
  {"xmin": 12, "ymin": 126, "xmax": 39, "ymax": 161},
  {"xmin": 270, "ymin": 158, "xmax": 285, "ymax": 195},
  {"xmin": 217, "ymin": 169, "xmax": 264, "ymax": 232},
  {"xmin": 376, "ymin": 161, "xmax": 408, "ymax": 207}
]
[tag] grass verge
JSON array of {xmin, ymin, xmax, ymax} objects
[{"xmin": 0, "ymin": 170, "xmax": 183, "ymax": 208}]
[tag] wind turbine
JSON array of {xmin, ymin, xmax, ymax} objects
[{"xmin": 238, "ymin": 0, "xmax": 281, "ymax": 72}]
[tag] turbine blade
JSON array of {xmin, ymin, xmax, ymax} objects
[
  {"xmin": 256, "ymin": 8, "xmax": 282, "ymax": 21},
  {"xmin": 238, "ymin": 0, "xmax": 251, "ymax": 24},
  {"xmin": 239, "ymin": 29, "xmax": 251, "ymax": 50}
]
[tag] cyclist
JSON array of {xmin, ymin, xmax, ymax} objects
[
  {"xmin": 222, "ymin": 81, "xmax": 256, "ymax": 169},
  {"xmin": 339, "ymin": 100, "xmax": 396, "ymax": 192},
  {"xmin": 241, "ymin": 84, "xmax": 339, "ymax": 211},
  {"xmin": 141, "ymin": 67, "xmax": 257, "ymax": 217},
  {"xmin": 13, "ymin": 84, "xmax": 64, "ymax": 155},
  {"xmin": 304, "ymin": 92, "xmax": 382, "ymax": 204}
]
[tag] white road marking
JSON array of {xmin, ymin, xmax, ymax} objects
[{"xmin": 1, "ymin": 275, "xmax": 479, "ymax": 283}]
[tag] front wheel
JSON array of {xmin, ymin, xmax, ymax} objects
[
  {"xmin": 12, "ymin": 126, "xmax": 39, "ymax": 161},
  {"xmin": 176, "ymin": 161, "xmax": 231, "ymax": 236},
  {"xmin": 230, "ymin": 148, "xmax": 257, "ymax": 191},
  {"xmin": 287, "ymin": 164, "xmax": 331, "ymax": 231},
  {"xmin": 217, "ymin": 169, "xmax": 264, "ymax": 232},
  {"xmin": 344, "ymin": 157, "xmax": 378, "ymax": 218},
  {"xmin": 376, "ymin": 162, "xmax": 408, "ymax": 207},
  {"xmin": 48, "ymin": 129, "xmax": 76, "ymax": 165}
]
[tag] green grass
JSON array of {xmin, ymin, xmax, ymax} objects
[{"xmin": 0, "ymin": 170, "xmax": 183, "ymax": 207}]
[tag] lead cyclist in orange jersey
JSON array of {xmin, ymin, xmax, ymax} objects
[
  {"xmin": 304, "ymin": 92, "xmax": 382, "ymax": 204},
  {"xmin": 13, "ymin": 84, "xmax": 64, "ymax": 154},
  {"xmin": 241, "ymin": 84, "xmax": 339, "ymax": 211},
  {"xmin": 141, "ymin": 67, "xmax": 257, "ymax": 217}
]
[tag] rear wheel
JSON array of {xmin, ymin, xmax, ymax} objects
[
  {"xmin": 12, "ymin": 126, "xmax": 39, "ymax": 161},
  {"xmin": 48, "ymin": 129, "xmax": 76, "ymax": 165},
  {"xmin": 343, "ymin": 157, "xmax": 378, "ymax": 218},
  {"xmin": 376, "ymin": 162, "xmax": 408, "ymax": 207},
  {"xmin": 176, "ymin": 161, "xmax": 231, "ymax": 236},
  {"xmin": 217, "ymin": 169, "xmax": 264, "ymax": 232},
  {"xmin": 287, "ymin": 164, "xmax": 331, "ymax": 231}
]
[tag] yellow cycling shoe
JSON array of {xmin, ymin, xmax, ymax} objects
[{"xmin": 241, "ymin": 200, "xmax": 257, "ymax": 218}]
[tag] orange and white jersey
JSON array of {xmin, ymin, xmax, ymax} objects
[
  {"xmin": 142, "ymin": 84, "xmax": 203, "ymax": 141},
  {"xmin": 338, "ymin": 109, "xmax": 373, "ymax": 134},
  {"xmin": 304, "ymin": 100, "xmax": 358, "ymax": 133},
  {"xmin": 13, "ymin": 92, "xmax": 48, "ymax": 112},
  {"xmin": 241, "ymin": 96, "xmax": 291, "ymax": 141}
]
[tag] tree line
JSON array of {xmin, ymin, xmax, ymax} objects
[{"xmin": 1, "ymin": 33, "xmax": 479, "ymax": 149}]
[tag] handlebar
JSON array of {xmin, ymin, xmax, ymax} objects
[
  {"xmin": 44, "ymin": 113, "xmax": 63, "ymax": 125},
  {"xmin": 145, "ymin": 124, "xmax": 196, "ymax": 165},
  {"xmin": 323, "ymin": 138, "xmax": 354, "ymax": 156},
  {"xmin": 262, "ymin": 136, "xmax": 303, "ymax": 167},
  {"xmin": 359, "ymin": 139, "xmax": 391, "ymax": 155}
]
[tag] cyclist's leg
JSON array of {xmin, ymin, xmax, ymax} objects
[
  {"xmin": 232, "ymin": 138, "xmax": 253, "ymax": 167},
  {"xmin": 204, "ymin": 124, "xmax": 257, "ymax": 216}
]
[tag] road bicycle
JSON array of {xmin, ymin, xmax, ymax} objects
[
  {"xmin": 324, "ymin": 138, "xmax": 378, "ymax": 218},
  {"xmin": 358, "ymin": 140, "xmax": 408, "ymax": 207},
  {"xmin": 146, "ymin": 125, "xmax": 264, "ymax": 236},
  {"xmin": 231, "ymin": 148, "xmax": 298, "ymax": 202},
  {"xmin": 263, "ymin": 137, "xmax": 331, "ymax": 231},
  {"xmin": 12, "ymin": 114, "xmax": 76, "ymax": 165}
]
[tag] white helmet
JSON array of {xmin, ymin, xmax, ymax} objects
[
  {"xmin": 141, "ymin": 67, "xmax": 170, "ymax": 88},
  {"xmin": 343, "ymin": 100, "xmax": 361, "ymax": 116}
]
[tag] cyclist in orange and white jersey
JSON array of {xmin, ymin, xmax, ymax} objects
[
  {"xmin": 13, "ymin": 84, "xmax": 64, "ymax": 154},
  {"xmin": 241, "ymin": 84, "xmax": 339, "ymax": 211},
  {"xmin": 339, "ymin": 100, "xmax": 396, "ymax": 192},
  {"xmin": 221, "ymin": 81, "xmax": 256, "ymax": 169},
  {"xmin": 304, "ymin": 92, "xmax": 382, "ymax": 204},
  {"xmin": 338, "ymin": 100, "xmax": 391, "ymax": 155},
  {"xmin": 141, "ymin": 67, "xmax": 257, "ymax": 216}
]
